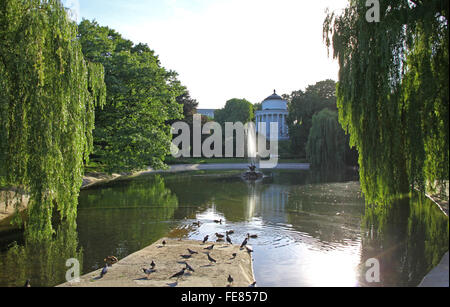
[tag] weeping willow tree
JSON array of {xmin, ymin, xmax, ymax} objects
[
  {"xmin": 0, "ymin": 0, "xmax": 106, "ymax": 241},
  {"xmin": 324, "ymin": 0, "xmax": 449, "ymax": 204},
  {"xmin": 306, "ymin": 109, "xmax": 348, "ymax": 171}
]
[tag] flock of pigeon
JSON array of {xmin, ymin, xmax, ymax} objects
[{"xmin": 98, "ymin": 219, "xmax": 258, "ymax": 287}]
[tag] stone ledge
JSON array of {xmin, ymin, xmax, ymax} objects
[{"xmin": 58, "ymin": 238, "xmax": 255, "ymax": 288}]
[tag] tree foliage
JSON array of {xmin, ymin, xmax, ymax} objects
[
  {"xmin": 324, "ymin": 0, "xmax": 449, "ymax": 203},
  {"xmin": 177, "ymin": 91, "xmax": 198, "ymax": 120},
  {"xmin": 306, "ymin": 109, "xmax": 348, "ymax": 170},
  {"xmin": 287, "ymin": 80, "xmax": 338, "ymax": 157},
  {"xmin": 0, "ymin": 0, "xmax": 106, "ymax": 241},
  {"xmin": 215, "ymin": 98, "xmax": 254, "ymax": 125},
  {"xmin": 77, "ymin": 20, "xmax": 184, "ymax": 173}
]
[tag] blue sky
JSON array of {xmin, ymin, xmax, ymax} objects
[{"xmin": 64, "ymin": 0, "xmax": 348, "ymax": 108}]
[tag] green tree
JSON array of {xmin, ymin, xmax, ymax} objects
[
  {"xmin": 177, "ymin": 91, "xmax": 199, "ymax": 122},
  {"xmin": 215, "ymin": 98, "xmax": 254, "ymax": 125},
  {"xmin": 77, "ymin": 20, "xmax": 184, "ymax": 174},
  {"xmin": 0, "ymin": 0, "xmax": 106, "ymax": 241},
  {"xmin": 287, "ymin": 80, "xmax": 338, "ymax": 157},
  {"xmin": 324, "ymin": 0, "xmax": 449, "ymax": 203},
  {"xmin": 306, "ymin": 109, "xmax": 348, "ymax": 170}
]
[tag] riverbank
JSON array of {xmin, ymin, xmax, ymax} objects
[
  {"xmin": 419, "ymin": 183, "xmax": 449, "ymax": 287},
  {"xmin": 419, "ymin": 252, "xmax": 449, "ymax": 287},
  {"xmin": 81, "ymin": 163, "xmax": 311, "ymax": 189},
  {"xmin": 58, "ymin": 238, "xmax": 255, "ymax": 287}
]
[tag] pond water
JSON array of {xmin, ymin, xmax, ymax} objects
[{"xmin": 0, "ymin": 170, "xmax": 448, "ymax": 287}]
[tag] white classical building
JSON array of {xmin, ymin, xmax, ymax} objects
[{"xmin": 255, "ymin": 90, "xmax": 289, "ymax": 140}]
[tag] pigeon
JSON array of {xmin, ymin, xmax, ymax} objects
[
  {"xmin": 162, "ymin": 240, "xmax": 167, "ymax": 247},
  {"xmin": 228, "ymin": 275, "xmax": 234, "ymax": 285},
  {"xmin": 240, "ymin": 237, "xmax": 248, "ymax": 248},
  {"xmin": 247, "ymin": 234, "xmax": 258, "ymax": 239},
  {"xmin": 24, "ymin": 280, "xmax": 31, "ymax": 287},
  {"xmin": 170, "ymin": 268, "xmax": 186, "ymax": 279},
  {"xmin": 226, "ymin": 230, "xmax": 235, "ymax": 235},
  {"xmin": 104, "ymin": 256, "xmax": 119, "ymax": 266},
  {"xmin": 249, "ymin": 281, "xmax": 257, "ymax": 287},
  {"xmin": 206, "ymin": 252, "xmax": 217, "ymax": 264},
  {"xmin": 151, "ymin": 260, "xmax": 156, "ymax": 270},
  {"xmin": 202, "ymin": 235, "xmax": 209, "ymax": 244},
  {"xmin": 100, "ymin": 265, "xmax": 108, "ymax": 278},
  {"xmin": 204, "ymin": 244, "xmax": 215, "ymax": 250},
  {"xmin": 184, "ymin": 262, "xmax": 195, "ymax": 273},
  {"xmin": 181, "ymin": 254, "xmax": 192, "ymax": 259},
  {"xmin": 226, "ymin": 236, "xmax": 233, "ymax": 245},
  {"xmin": 142, "ymin": 268, "xmax": 155, "ymax": 278},
  {"xmin": 216, "ymin": 233, "xmax": 225, "ymax": 239},
  {"xmin": 187, "ymin": 248, "xmax": 198, "ymax": 255}
]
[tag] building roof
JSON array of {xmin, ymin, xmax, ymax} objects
[
  {"xmin": 263, "ymin": 90, "xmax": 283, "ymax": 102},
  {"xmin": 262, "ymin": 90, "xmax": 287, "ymax": 111}
]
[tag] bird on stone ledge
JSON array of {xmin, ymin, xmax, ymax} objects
[
  {"xmin": 206, "ymin": 252, "xmax": 217, "ymax": 264},
  {"xmin": 202, "ymin": 235, "xmax": 209, "ymax": 244},
  {"xmin": 228, "ymin": 275, "xmax": 234, "ymax": 285},
  {"xmin": 240, "ymin": 237, "xmax": 248, "ymax": 249},
  {"xmin": 142, "ymin": 268, "xmax": 155, "ymax": 278},
  {"xmin": 104, "ymin": 256, "xmax": 119, "ymax": 267},
  {"xmin": 187, "ymin": 248, "xmax": 198, "ymax": 255},
  {"xmin": 184, "ymin": 262, "xmax": 195, "ymax": 273},
  {"xmin": 204, "ymin": 244, "xmax": 215, "ymax": 250},
  {"xmin": 170, "ymin": 268, "xmax": 186, "ymax": 279},
  {"xmin": 100, "ymin": 264, "xmax": 109, "ymax": 278}
]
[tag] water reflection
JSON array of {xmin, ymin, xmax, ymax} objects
[
  {"xmin": 360, "ymin": 193, "xmax": 449, "ymax": 287},
  {"xmin": 77, "ymin": 175, "xmax": 179, "ymax": 271},
  {"xmin": 0, "ymin": 223, "xmax": 82, "ymax": 287},
  {"xmin": 0, "ymin": 170, "xmax": 447, "ymax": 287}
]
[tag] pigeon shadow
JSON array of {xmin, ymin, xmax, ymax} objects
[
  {"xmin": 90, "ymin": 276, "xmax": 103, "ymax": 281},
  {"xmin": 167, "ymin": 282, "xmax": 178, "ymax": 287}
]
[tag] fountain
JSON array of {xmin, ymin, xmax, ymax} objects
[
  {"xmin": 242, "ymin": 123, "xmax": 263, "ymax": 181},
  {"xmin": 242, "ymin": 163, "xmax": 264, "ymax": 181}
]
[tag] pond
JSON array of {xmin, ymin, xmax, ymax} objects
[{"xmin": 0, "ymin": 170, "xmax": 448, "ymax": 287}]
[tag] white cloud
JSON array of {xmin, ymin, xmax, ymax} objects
[{"xmin": 97, "ymin": 0, "xmax": 348, "ymax": 108}]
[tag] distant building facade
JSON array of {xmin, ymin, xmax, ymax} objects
[
  {"xmin": 255, "ymin": 90, "xmax": 289, "ymax": 140},
  {"xmin": 196, "ymin": 109, "xmax": 216, "ymax": 119}
]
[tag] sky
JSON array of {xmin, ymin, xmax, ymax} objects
[{"xmin": 63, "ymin": 0, "xmax": 348, "ymax": 109}]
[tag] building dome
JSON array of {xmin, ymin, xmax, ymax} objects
[
  {"xmin": 264, "ymin": 90, "xmax": 283, "ymax": 102},
  {"xmin": 262, "ymin": 90, "xmax": 287, "ymax": 111}
]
